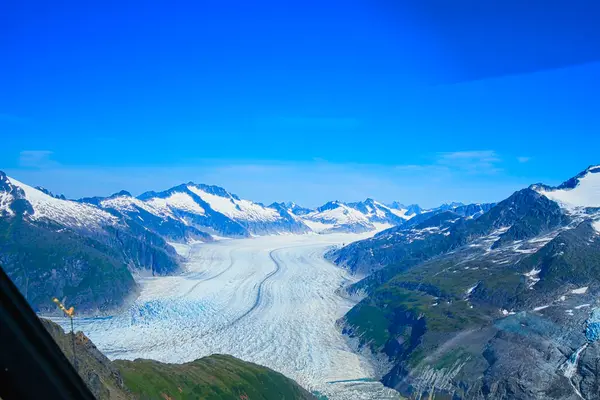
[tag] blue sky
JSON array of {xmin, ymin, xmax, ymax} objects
[{"xmin": 2, "ymin": 1, "xmax": 600, "ymax": 207}]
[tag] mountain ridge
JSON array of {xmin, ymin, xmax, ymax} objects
[
  {"xmin": 4, "ymin": 170, "xmax": 483, "ymax": 315},
  {"xmin": 328, "ymin": 165, "xmax": 600, "ymax": 399}
]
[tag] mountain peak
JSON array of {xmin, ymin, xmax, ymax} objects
[
  {"xmin": 0, "ymin": 171, "xmax": 12, "ymax": 192},
  {"xmin": 317, "ymin": 200, "xmax": 344, "ymax": 212},
  {"xmin": 34, "ymin": 186, "xmax": 66, "ymax": 200},
  {"xmin": 405, "ymin": 204, "xmax": 422, "ymax": 214},
  {"xmin": 437, "ymin": 201, "xmax": 465, "ymax": 210},
  {"xmin": 187, "ymin": 183, "xmax": 238, "ymax": 199},
  {"xmin": 588, "ymin": 165, "xmax": 600, "ymax": 172},
  {"xmin": 531, "ymin": 164, "xmax": 600, "ymax": 192},
  {"xmin": 285, "ymin": 202, "xmax": 313, "ymax": 216},
  {"xmin": 532, "ymin": 163, "xmax": 600, "ymax": 208},
  {"xmin": 107, "ymin": 190, "xmax": 133, "ymax": 199},
  {"xmin": 388, "ymin": 201, "xmax": 406, "ymax": 210}
]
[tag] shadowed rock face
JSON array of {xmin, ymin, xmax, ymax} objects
[
  {"xmin": 40, "ymin": 318, "xmax": 129, "ymax": 400},
  {"xmin": 41, "ymin": 318, "xmax": 316, "ymax": 400}
]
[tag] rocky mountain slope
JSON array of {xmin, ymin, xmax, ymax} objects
[
  {"xmin": 328, "ymin": 201, "xmax": 495, "ymax": 276},
  {"xmin": 136, "ymin": 183, "xmax": 312, "ymax": 237},
  {"xmin": 292, "ymin": 198, "xmax": 430, "ymax": 233},
  {"xmin": 329, "ymin": 165, "xmax": 600, "ymax": 399},
  {"xmin": 0, "ymin": 172, "xmax": 179, "ymax": 313},
  {"xmin": 41, "ymin": 318, "xmax": 316, "ymax": 400}
]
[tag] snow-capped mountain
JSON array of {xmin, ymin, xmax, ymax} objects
[
  {"xmin": 134, "ymin": 183, "xmax": 311, "ymax": 237},
  {"xmin": 532, "ymin": 165, "xmax": 600, "ymax": 209},
  {"xmin": 0, "ymin": 171, "xmax": 180, "ymax": 313},
  {"xmin": 287, "ymin": 198, "xmax": 427, "ymax": 233},
  {"xmin": 387, "ymin": 202, "xmax": 423, "ymax": 218},
  {"xmin": 88, "ymin": 182, "xmax": 433, "ymax": 238},
  {"xmin": 282, "ymin": 202, "xmax": 313, "ymax": 216},
  {"xmin": 300, "ymin": 201, "xmax": 375, "ymax": 233},
  {"xmin": 1, "ymin": 174, "xmax": 119, "ymax": 232},
  {"xmin": 327, "ymin": 165, "xmax": 600, "ymax": 399},
  {"xmin": 81, "ymin": 190, "xmax": 213, "ymax": 242}
]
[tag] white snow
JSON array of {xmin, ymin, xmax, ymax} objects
[
  {"xmin": 100, "ymin": 196, "xmax": 182, "ymax": 225},
  {"xmin": 387, "ymin": 207, "xmax": 415, "ymax": 220},
  {"xmin": 571, "ymin": 286, "xmax": 589, "ymax": 294},
  {"xmin": 368, "ymin": 200, "xmax": 414, "ymax": 220},
  {"xmin": 187, "ymin": 185, "xmax": 279, "ymax": 222},
  {"xmin": 593, "ymin": 220, "xmax": 600, "ymax": 234},
  {"xmin": 575, "ymin": 304, "xmax": 591, "ymax": 310},
  {"xmin": 523, "ymin": 268, "xmax": 542, "ymax": 289},
  {"xmin": 537, "ymin": 170, "xmax": 600, "ymax": 208},
  {"xmin": 210, "ymin": 234, "xmax": 232, "ymax": 241},
  {"xmin": 534, "ymin": 305, "xmax": 550, "ymax": 311},
  {"xmin": 55, "ymin": 233, "xmax": 400, "ymax": 400},
  {"xmin": 307, "ymin": 203, "xmax": 371, "ymax": 225},
  {"xmin": 146, "ymin": 192, "xmax": 205, "ymax": 216},
  {"xmin": 466, "ymin": 283, "xmax": 479, "ymax": 295},
  {"xmin": 303, "ymin": 202, "xmax": 374, "ymax": 232},
  {"xmin": 371, "ymin": 222, "xmax": 394, "ymax": 231},
  {"xmin": 561, "ymin": 342, "xmax": 588, "ymax": 399},
  {"xmin": 7, "ymin": 177, "xmax": 118, "ymax": 229},
  {"xmin": 0, "ymin": 191, "xmax": 14, "ymax": 215},
  {"xmin": 167, "ymin": 241, "xmax": 194, "ymax": 258},
  {"xmin": 301, "ymin": 219, "xmax": 333, "ymax": 233},
  {"xmin": 101, "ymin": 195, "xmax": 175, "ymax": 219}
]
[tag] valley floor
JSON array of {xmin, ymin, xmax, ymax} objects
[{"xmin": 54, "ymin": 233, "xmax": 401, "ymax": 400}]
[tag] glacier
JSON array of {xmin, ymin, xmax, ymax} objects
[{"xmin": 53, "ymin": 233, "xmax": 401, "ymax": 399}]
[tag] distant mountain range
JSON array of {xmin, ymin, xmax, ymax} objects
[
  {"xmin": 0, "ymin": 170, "xmax": 486, "ymax": 313},
  {"xmin": 328, "ymin": 165, "xmax": 600, "ymax": 399}
]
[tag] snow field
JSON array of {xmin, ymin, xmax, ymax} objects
[{"xmin": 538, "ymin": 169, "xmax": 600, "ymax": 208}]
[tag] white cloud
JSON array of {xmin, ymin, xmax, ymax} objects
[
  {"xmin": 436, "ymin": 150, "xmax": 502, "ymax": 174},
  {"xmin": 517, "ymin": 156, "xmax": 531, "ymax": 163}
]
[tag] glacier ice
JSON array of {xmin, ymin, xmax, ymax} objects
[{"xmin": 53, "ymin": 233, "xmax": 401, "ymax": 399}]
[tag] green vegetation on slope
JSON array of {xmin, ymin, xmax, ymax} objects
[
  {"xmin": 0, "ymin": 218, "xmax": 138, "ymax": 313},
  {"xmin": 116, "ymin": 356, "xmax": 315, "ymax": 400},
  {"xmin": 41, "ymin": 318, "xmax": 315, "ymax": 400}
]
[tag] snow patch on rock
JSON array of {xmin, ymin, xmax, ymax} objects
[
  {"xmin": 537, "ymin": 169, "xmax": 600, "ymax": 208},
  {"xmin": 572, "ymin": 286, "xmax": 589, "ymax": 294}
]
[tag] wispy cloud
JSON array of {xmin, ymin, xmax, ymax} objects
[
  {"xmin": 436, "ymin": 150, "xmax": 502, "ymax": 174},
  {"xmin": 517, "ymin": 156, "xmax": 531, "ymax": 163},
  {"xmin": 18, "ymin": 150, "xmax": 58, "ymax": 168}
]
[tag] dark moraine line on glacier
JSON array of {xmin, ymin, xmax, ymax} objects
[
  {"xmin": 224, "ymin": 249, "xmax": 283, "ymax": 328},
  {"xmin": 182, "ymin": 249, "xmax": 236, "ymax": 297},
  {"xmin": 186, "ymin": 248, "xmax": 283, "ymax": 342}
]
